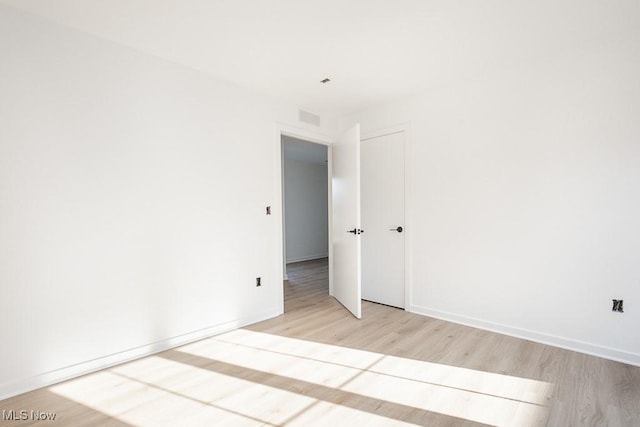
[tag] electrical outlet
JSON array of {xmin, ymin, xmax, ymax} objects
[
  {"xmin": 612, "ymin": 299, "xmax": 624, "ymax": 312},
  {"xmin": 256, "ymin": 277, "xmax": 261, "ymax": 287}
]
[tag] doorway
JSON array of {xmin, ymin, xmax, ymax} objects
[
  {"xmin": 281, "ymin": 135, "xmax": 329, "ymax": 312},
  {"xmin": 275, "ymin": 123, "xmax": 408, "ymax": 319}
]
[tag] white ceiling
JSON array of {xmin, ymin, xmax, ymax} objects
[{"xmin": 2, "ymin": 0, "xmax": 637, "ymax": 115}]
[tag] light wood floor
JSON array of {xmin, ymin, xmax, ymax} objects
[{"xmin": 2, "ymin": 257, "xmax": 639, "ymax": 426}]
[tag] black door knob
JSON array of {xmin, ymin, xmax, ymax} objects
[{"xmin": 389, "ymin": 226, "xmax": 403, "ymax": 233}]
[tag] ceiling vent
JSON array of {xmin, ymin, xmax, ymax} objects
[{"xmin": 298, "ymin": 109, "xmax": 320, "ymax": 127}]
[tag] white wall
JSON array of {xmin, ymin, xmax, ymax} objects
[
  {"xmin": 344, "ymin": 32, "xmax": 640, "ymax": 364},
  {"xmin": 0, "ymin": 5, "xmax": 335, "ymax": 399},
  {"xmin": 283, "ymin": 156, "xmax": 328, "ymax": 263}
]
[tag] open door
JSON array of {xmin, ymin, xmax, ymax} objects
[{"xmin": 331, "ymin": 124, "xmax": 362, "ymax": 319}]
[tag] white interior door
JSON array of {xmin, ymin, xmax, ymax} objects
[
  {"xmin": 361, "ymin": 131, "xmax": 405, "ymax": 308},
  {"xmin": 331, "ymin": 124, "xmax": 362, "ymax": 319}
]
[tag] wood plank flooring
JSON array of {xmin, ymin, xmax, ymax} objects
[
  {"xmin": 267, "ymin": 259, "xmax": 640, "ymax": 426},
  {"xmin": 1, "ymin": 257, "xmax": 639, "ymax": 426}
]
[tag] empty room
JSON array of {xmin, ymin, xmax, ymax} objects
[{"xmin": 1, "ymin": 1, "xmax": 639, "ymax": 426}]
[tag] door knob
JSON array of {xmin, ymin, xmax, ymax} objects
[
  {"xmin": 389, "ymin": 226, "xmax": 403, "ymax": 233},
  {"xmin": 347, "ymin": 229, "xmax": 365, "ymax": 235}
]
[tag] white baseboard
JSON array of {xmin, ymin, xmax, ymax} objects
[
  {"xmin": 0, "ymin": 307, "xmax": 282, "ymax": 401},
  {"xmin": 410, "ymin": 304, "xmax": 640, "ymax": 367},
  {"xmin": 286, "ymin": 253, "xmax": 328, "ymax": 264}
]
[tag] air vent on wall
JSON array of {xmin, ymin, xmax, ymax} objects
[{"xmin": 298, "ymin": 109, "xmax": 320, "ymax": 127}]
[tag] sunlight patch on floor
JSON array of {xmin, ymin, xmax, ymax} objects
[
  {"xmin": 209, "ymin": 327, "xmax": 383, "ymax": 370},
  {"xmin": 178, "ymin": 337, "xmax": 378, "ymax": 389},
  {"xmin": 183, "ymin": 329, "xmax": 553, "ymax": 426},
  {"xmin": 48, "ymin": 328, "xmax": 553, "ymax": 426},
  {"xmin": 216, "ymin": 329, "xmax": 552, "ymax": 403},
  {"xmin": 49, "ymin": 354, "xmax": 415, "ymax": 426},
  {"xmin": 51, "ymin": 357, "xmax": 315, "ymax": 426},
  {"xmin": 286, "ymin": 400, "xmax": 417, "ymax": 427}
]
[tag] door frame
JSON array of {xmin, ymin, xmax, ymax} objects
[
  {"xmin": 361, "ymin": 123, "xmax": 412, "ymax": 311},
  {"xmin": 274, "ymin": 123, "xmax": 334, "ymax": 315}
]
